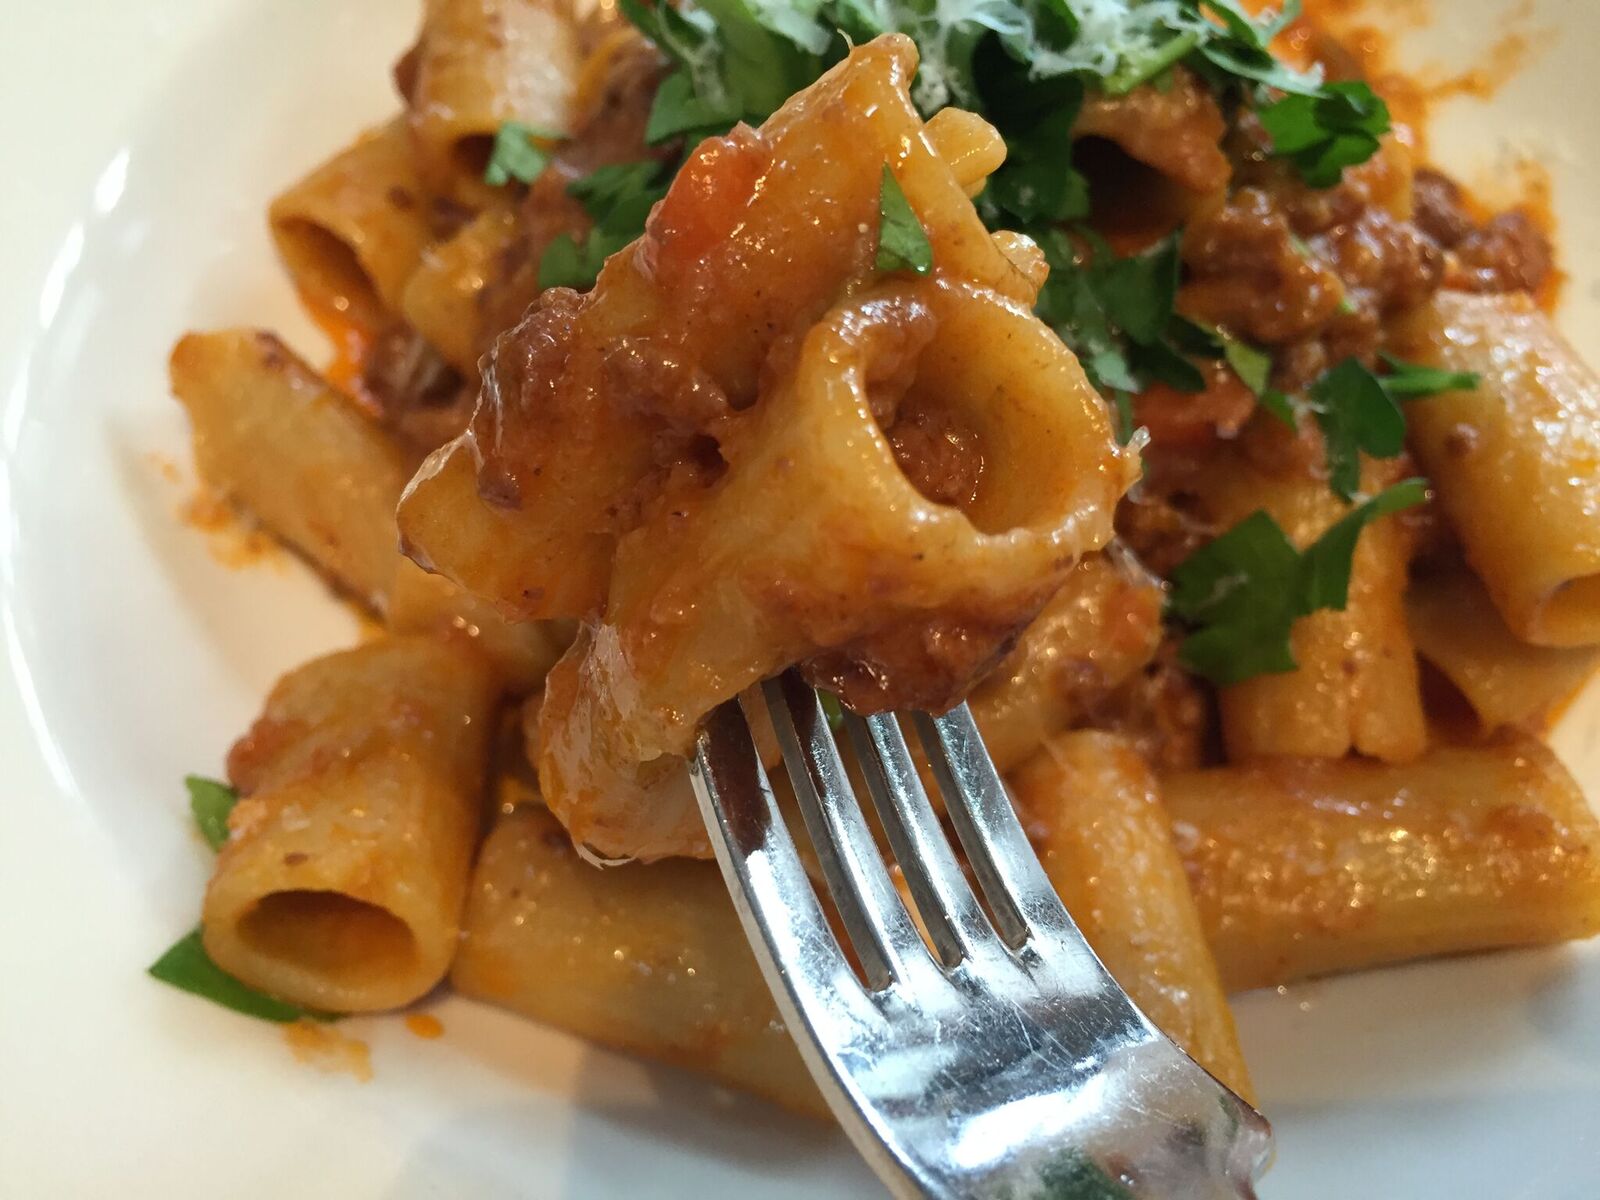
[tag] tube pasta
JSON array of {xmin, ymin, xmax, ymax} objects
[
  {"xmin": 399, "ymin": 36, "xmax": 1060, "ymax": 624},
  {"xmin": 388, "ymin": 557, "xmax": 575, "ymax": 695},
  {"xmin": 1390, "ymin": 291, "xmax": 1600, "ymax": 646},
  {"xmin": 541, "ymin": 276, "xmax": 1127, "ymax": 859},
  {"xmin": 1166, "ymin": 733, "xmax": 1600, "ymax": 992},
  {"xmin": 1073, "ymin": 68, "xmax": 1229, "ymax": 195},
  {"xmin": 398, "ymin": 205, "xmax": 519, "ymax": 375},
  {"xmin": 268, "ymin": 120, "xmax": 435, "ymax": 332},
  {"xmin": 452, "ymin": 804, "xmax": 827, "ymax": 1118},
  {"xmin": 169, "ymin": 330, "xmax": 411, "ymax": 611},
  {"xmin": 202, "ymin": 636, "xmax": 499, "ymax": 1012},
  {"xmin": 407, "ymin": 0, "xmax": 582, "ymax": 210},
  {"xmin": 968, "ymin": 552, "xmax": 1164, "ymax": 772},
  {"xmin": 1011, "ymin": 732, "xmax": 1254, "ymax": 1102},
  {"xmin": 1408, "ymin": 565, "xmax": 1600, "ymax": 732},
  {"xmin": 1195, "ymin": 448, "xmax": 1426, "ymax": 763},
  {"xmin": 400, "ymin": 38, "xmax": 1131, "ymax": 859}
]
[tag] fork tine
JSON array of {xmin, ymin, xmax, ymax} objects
[
  {"xmin": 762, "ymin": 673, "xmax": 934, "ymax": 990},
  {"xmin": 913, "ymin": 706, "xmax": 1084, "ymax": 951},
  {"xmin": 841, "ymin": 710, "xmax": 1002, "ymax": 966},
  {"xmin": 690, "ymin": 700, "xmax": 870, "ymax": 1016}
]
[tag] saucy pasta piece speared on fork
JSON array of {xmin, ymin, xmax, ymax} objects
[{"xmin": 399, "ymin": 37, "xmax": 1138, "ymax": 861}]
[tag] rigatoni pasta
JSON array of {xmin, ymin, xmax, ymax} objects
[
  {"xmin": 405, "ymin": 0, "xmax": 582, "ymax": 209},
  {"xmin": 169, "ymin": 329, "xmax": 411, "ymax": 611},
  {"xmin": 405, "ymin": 40, "xmax": 1134, "ymax": 860},
  {"xmin": 268, "ymin": 120, "xmax": 436, "ymax": 332},
  {"xmin": 1193, "ymin": 446, "xmax": 1426, "ymax": 764},
  {"xmin": 1012, "ymin": 732, "xmax": 1253, "ymax": 1102},
  {"xmin": 398, "ymin": 205, "xmax": 519, "ymax": 375},
  {"xmin": 1390, "ymin": 291, "xmax": 1600, "ymax": 646},
  {"xmin": 453, "ymin": 804, "xmax": 827, "ymax": 1117},
  {"xmin": 203, "ymin": 635, "xmax": 499, "ymax": 1012},
  {"xmin": 1166, "ymin": 734, "xmax": 1600, "ymax": 992},
  {"xmin": 1408, "ymin": 565, "xmax": 1600, "ymax": 732},
  {"xmin": 388, "ymin": 557, "xmax": 573, "ymax": 694}
]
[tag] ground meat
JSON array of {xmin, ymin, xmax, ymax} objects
[
  {"xmin": 1180, "ymin": 178, "xmax": 1443, "ymax": 391},
  {"xmin": 362, "ymin": 325, "xmax": 470, "ymax": 454},
  {"xmin": 1451, "ymin": 211, "xmax": 1553, "ymax": 294},
  {"xmin": 885, "ymin": 395, "xmax": 984, "ymax": 509},
  {"xmin": 800, "ymin": 607, "xmax": 1029, "ymax": 716},
  {"xmin": 1412, "ymin": 168, "xmax": 1475, "ymax": 248},
  {"xmin": 1076, "ymin": 640, "xmax": 1215, "ymax": 771},
  {"xmin": 1179, "ymin": 186, "xmax": 1347, "ymax": 345},
  {"xmin": 1115, "ymin": 480, "xmax": 1215, "ymax": 578}
]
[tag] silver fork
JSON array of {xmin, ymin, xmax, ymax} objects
[{"xmin": 689, "ymin": 670, "xmax": 1272, "ymax": 1199}]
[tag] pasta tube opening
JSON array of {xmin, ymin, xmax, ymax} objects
[
  {"xmin": 271, "ymin": 220, "xmax": 384, "ymax": 326},
  {"xmin": 236, "ymin": 890, "xmax": 419, "ymax": 987}
]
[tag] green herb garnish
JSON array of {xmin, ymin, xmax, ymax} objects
[
  {"xmin": 645, "ymin": 71, "xmax": 744, "ymax": 145},
  {"xmin": 1378, "ymin": 353, "xmax": 1480, "ymax": 398},
  {"xmin": 1259, "ymin": 80, "xmax": 1392, "ymax": 188},
  {"xmin": 539, "ymin": 160, "xmax": 673, "ymax": 291},
  {"xmin": 876, "ymin": 165, "xmax": 935, "ymax": 275},
  {"xmin": 1030, "ymin": 231, "xmax": 1219, "ymax": 406},
  {"xmin": 817, "ymin": 690, "xmax": 846, "ymax": 730},
  {"xmin": 186, "ymin": 775, "xmax": 238, "ymax": 851},
  {"xmin": 149, "ymin": 929, "xmax": 327, "ymax": 1023},
  {"xmin": 483, "ymin": 121, "xmax": 562, "ymax": 187},
  {"xmin": 1308, "ymin": 357, "xmax": 1407, "ymax": 501},
  {"xmin": 1170, "ymin": 478, "xmax": 1428, "ymax": 685}
]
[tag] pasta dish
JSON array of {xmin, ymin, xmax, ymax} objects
[{"xmin": 154, "ymin": 0, "xmax": 1600, "ymax": 1162}]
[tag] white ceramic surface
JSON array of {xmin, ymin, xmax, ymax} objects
[{"xmin": 1, "ymin": 2, "xmax": 1597, "ymax": 1196}]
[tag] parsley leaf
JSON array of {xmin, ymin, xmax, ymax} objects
[
  {"xmin": 1259, "ymin": 81, "xmax": 1391, "ymax": 188},
  {"xmin": 645, "ymin": 71, "xmax": 743, "ymax": 145},
  {"xmin": 986, "ymin": 107, "xmax": 1090, "ymax": 225},
  {"xmin": 876, "ymin": 166, "xmax": 934, "ymax": 275},
  {"xmin": 1187, "ymin": 0, "xmax": 1325, "ymax": 97},
  {"xmin": 1378, "ymin": 353, "xmax": 1480, "ymax": 398},
  {"xmin": 817, "ymin": 689, "xmax": 845, "ymax": 730},
  {"xmin": 1098, "ymin": 235, "xmax": 1182, "ymax": 345},
  {"xmin": 1031, "ymin": 1148, "xmax": 1136, "ymax": 1198},
  {"xmin": 1031, "ymin": 231, "xmax": 1206, "ymax": 399},
  {"xmin": 1308, "ymin": 358, "xmax": 1407, "ymax": 500},
  {"xmin": 538, "ymin": 160, "xmax": 672, "ymax": 291},
  {"xmin": 186, "ymin": 775, "xmax": 238, "ymax": 851},
  {"xmin": 1170, "ymin": 478, "xmax": 1428, "ymax": 685},
  {"xmin": 483, "ymin": 121, "xmax": 562, "ymax": 187},
  {"xmin": 149, "ymin": 929, "xmax": 326, "ymax": 1023},
  {"xmin": 1214, "ymin": 330, "xmax": 1296, "ymax": 425}
]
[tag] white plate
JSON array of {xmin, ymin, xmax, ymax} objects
[{"xmin": 2, "ymin": 1, "xmax": 1598, "ymax": 1195}]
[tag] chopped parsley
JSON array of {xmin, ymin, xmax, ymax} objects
[
  {"xmin": 1169, "ymin": 478, "xmax": 1428, "ymax": 685},
  {"xmin": 540, "ymin": 160, "xmax": 673, "ymax": 291},
  {"xmin": 876, "ymin": 166, "xmax": 935, "ymax": 275},
  {"xmin": 149, "ymin": 929, "xmax": 325, "ymax": 1023},
  {"xmin": 1214, "ymin": 327, "xmax": 1296, "ymax": 425},
  {"xmin": 186, "ymin": 774, "xmax": 238, "ymax": 851},
  {"xmin": 1308, "ymin": 358, "xmax": 1407, "ymax": 501},
  {"xmin": 817, "ymin": 689, "xmax": 846, "ymax": 730},
  {"xmin": 1378, "ymin": 353, "xmax": 1481, "ymax": 398},
  {"xmin": 1259, "ymin": 80, "xmax": 1392, "ymax": 187},
  {"xmin": 149, "ymin": 775, "xmax": 340, "ymax": 1023},
  {"xmin": 1031, "ymin": 230, "xmax": 1205, "ymax": 401},
  {"xmin": 483, "ymin": 121, "xmax": 562, "ymax": 187}
]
